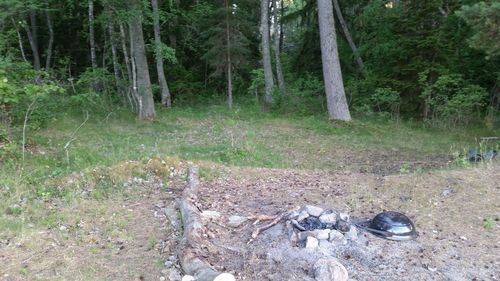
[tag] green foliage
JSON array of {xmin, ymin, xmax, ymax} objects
[
  {"xmin": 371, "ymin": 87, "xmax": 401, "ymax": 117},
  {"xmin": 420, "ymin": 72, "xmax": 488, "ymax": 126},
  {"xmin": 456, "ymin": 2, "xmax": 500, "ymax": 57},
  {"xmin": 273, "ymin": 73, "xmax": 325, "ymax": 115},
  {"xmin": 152, "ymin": 41, "xmax": 178, "ymax": 64},
  {"xmin": 247, "ymin": 68, "xmax": 264, "ymax": 98},
  {"xmin": 482, "ymin": 218, "xmax": 496, "ymax": 230}
]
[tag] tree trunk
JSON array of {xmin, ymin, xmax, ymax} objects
[
  {"xmin": 129, "ymin": 17, "xmax": 156, "ymax": 120},
  {"xmin": 332, "ymin": 0, "xmax": 365, "ymax": 76},
  {"xmin": 24, "ymin": 12, "xmax": 41, "ymax": 70},
  {"xmin": 88, "ymin": 0, "xmax": 97, "ymax": 70},
  {"xmin": 151, "ymin": 0, "xmax": 172, "ymax": 107},
  {"xmin": 225, "ymin": 0, "xmax": 233, "ymax": 109},
  {"xmin": 279, "ymin": 0, "xmax": 284, "ymax": 52},
  {"xmin": 119, "ymin": 24, "xmax": 137, "ymax": 112},
  {"xmin": 317, "ymin": 0, "xmax": 351, "ymax": 121},
  {"xmin": 108, "ymin": 24, "xmax": 121, "ymax": 91},
  {"xmin": 272, "ymin": 0, "xmax": 286, "ymax": 94},
  {"xmin": 11, "ymin": 18, "xmax": 27, "ymax": 63},
  {"xmin": 45, "ymin": 10, "xmax": 54, "ymax": 70},
  {"xmin": 260, "ymin": 0, "xmax": 274, "ymax": 107}
]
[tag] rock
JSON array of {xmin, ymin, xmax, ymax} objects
[
  {"xmin": 181, "ymin": 275, "xmax": 195, "ymax": 281},
  {"xmin": 338, "ymin": 212, "xmax": 350, "ymax": 222},
  {"xmin": 201, "ymin": 210, "xmax": 221, "ymax": 220},
  {"xmin": 297, "ymin": 210, "xmax": 310, "ymax": 222},
  {"xmin": 314, "ymin": 229, "xmax": 331, "ymax": 240},
  {"xmin": 345, "ymin": 227, "xmax": 358, "ymax": 241},
  {"xmin": 335, "ymin": 219, "xmax": 351, "ymax": 233},
  {"xmin": 319, "ymin": 213, "xmax": 337, "ymax": 224},
  {"xmin": 227, "ymin": 215, "xmax": 248, "ymax": 228},
  {"xmin": 168, "ymin": 269, "xmax": 182, "ymax": 281},
  {"xmin": 59, "ymin": 225, "xmax": 68, "ymax": 231},
  {"xmin": 305, "ymin": 205, "xmax": 324, "ymax": 217},
  {"xmin": 214, "ymin": 273, "xmax": 236, "ymax": 281},
  {"xmin": 160, "ymin": 277, "xmax": 166, "ymax": 281},
  {"xmin": 329, "ymin": 230, "xmax": 347, "ymax": 245},
  {"xmin": 287, "ymin": 210, "xmax": 301, "ymax": 220},
  {"xmin": 164, "ymin": 208, "xmax": 180, "ymax": 228},
  {"xmin": 306, "ymin": 236, "xmax": 319, "ymax": 249},
  {"xmin": 313, "ymin": 258, "xmax": 349, "ymax": 281},
  {"xmin": 298, "ymin": 231, "xmax": 316, "ymax": 241}
]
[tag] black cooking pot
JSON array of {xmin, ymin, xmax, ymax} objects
[{"xmin": 355, "ymin": 211, "xmax": 417, "ymax": 241}]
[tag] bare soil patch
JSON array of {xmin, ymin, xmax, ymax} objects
[{"xmin": 196, "ymin": 164, "xmax": 499, "ymax": 280}]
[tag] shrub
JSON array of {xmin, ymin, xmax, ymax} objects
[{"xmin": 419, "ymin": 72, "xmax": 488, "ymax": 126}]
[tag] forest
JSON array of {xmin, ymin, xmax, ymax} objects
[
  {"xmin": 0, "ymin": 0, "xmax": 499, "ymax": 280},
  {"xmin": 0, "ymin": 0, "xmax": 498, "ymax": 125}
]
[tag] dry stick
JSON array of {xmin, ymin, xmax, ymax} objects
[
  {"xmin": 63, "ymin": 112, "xmax": 90, "ymax": 164},
  {"xmin": 22, "ymin": 99, "xmax": 37, "ymax": 164},
  {"xmin": 248, "ymin": 207, "xmax": 299, "ymax": 244}
]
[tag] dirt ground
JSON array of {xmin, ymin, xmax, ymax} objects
[
  {"xmin": 1, "ymin": 162, "xmax": 498, "ymax": 281},
  {"xmin": 196, "ymin": 164, "xmax": 499, "ymax": 281}
]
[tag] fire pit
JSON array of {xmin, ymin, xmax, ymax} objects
[{"xmin": 285, "ymin": 205, "xmax": 360, "ymax": 249}]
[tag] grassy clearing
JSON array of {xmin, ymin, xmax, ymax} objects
[{"xmin": 0, "ymin": 102, "xmax": 498, "ymax": 237}]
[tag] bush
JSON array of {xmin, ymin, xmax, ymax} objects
[
  {"xmin": 273, "ymin": 73, "xmax": 325, "ymax": 116},
  {"xmin": 419, "ymin": 72, "xmax": 488, "ymax": 126},
  {"xmin": 371, "ymin": 87, "xmax": 401, "ymax": 118}
]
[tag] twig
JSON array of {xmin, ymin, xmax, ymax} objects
[
  {"xmin": 22, "ymin": 99, "xmax": 37, "ymax": 164},
  {"xmin": 64, "ymin": 111, "xmax": 90, "ymax": 164},
  {"xmin": 247, "ymin": 207, "xmax": 299, "ymax": 244}
]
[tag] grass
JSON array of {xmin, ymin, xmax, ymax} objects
[{"xmin": 0, "ymin": 101, "xmax": 498, "ymax": 237}]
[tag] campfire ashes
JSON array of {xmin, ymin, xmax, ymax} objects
[{"xmin": 240, "ymin": 206, "xmax": 432, "ymax": 281}]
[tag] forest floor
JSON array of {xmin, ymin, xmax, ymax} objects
[{"xmin": 0, "ymin": 106, "xmax": 499, "ymax": 280}]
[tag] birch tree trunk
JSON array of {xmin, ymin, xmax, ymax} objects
[
  {"xmin": 88, "ymin": 0, "xmax": 97, "ymax": 70},
  {"xmin": 129, "ymin": 16, "xmax": 156, "ymax": 120},
  {"xmin": 317, "ymin": 0, "xmax": 351, "ymax": 121},
  {"xmin": 225, "ymin": 0, "xmax": 233, "ymax": 109},
  {"xmin": 45, "ymin": 10, "xmax": 54, "ymax": 70},
  {"xmin": 260, "ymin": 0, "xmax": 274, "ymax": 106},
  {"xmin": 332, "ymin": 0, "xmax": 365, "ymax": 76},
  {"xmin": 272, "ymin": 0, "xmax": 286, "ymax": 94},
  {"xmin": 11, "ymin": 18, "xmax": 27, "ymax": 63},
  {"xmin": 119, "ymin": 24, "xmax": 137, "ymax": 112},
  {"xmin": 151, "ymin": 0, "xmax": 172, "ymax": 107}
]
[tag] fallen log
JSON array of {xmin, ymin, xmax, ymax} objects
[{"xmin": 177, "ymin": 167, "xmax": 235, "ymax": 281}]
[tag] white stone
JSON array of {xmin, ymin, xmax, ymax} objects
[
  {"xmin": 160, "ymin": 277, "xmax": 166, "ymax": 281},
  {"xmin": 305, "ymin": 205, "xmax": 324, "ymax": 217},
  {"xmin": 201, "ymin": 210, "xmax": 221, "ymax": 220},
  {"xmin": 181, "ymin": 275, "xmax": 195, "ymax": 281},
  {"xmin": 338, "ymin": 212, "xmax": 350, "ymax": 222},
  {"xmin": 314, "ymin": 258, "xmax": 349, "ymax": 281},
  {"xmin": 329, "ymin": 230, "xmax": 347, "ymax": 245},
  {"xmin": 298, "ymin": 231, "xmax": 315, "ymax": 241},
  {"xmin": 297, "ymin": 210, "xmax": 310, "ymax": 222},
  {"xmin": 227, "ymin": 215, "xmax": 248, "ymax": 228},
  {"xmin": 214, "ymin": 273, "xmax": 236, "ymax": 281},
  {"xmin": 345, "ymin": 227, "xmax": 358, "ymax": 241},
  {"xmin": 306, "ymin": 236, "xmax": 319, "ymax": 249},
  {"xmin": 314, "ymin": 229, "xmax": 331, "ymax": 240},
  {"xmin": 319, "ymin": 213, "xmax": 337, "ymax": 224}
]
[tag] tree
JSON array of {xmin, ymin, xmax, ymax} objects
[
  {"xmin": 129, "ymin": 1, "xmax": 156, "ymax": 119},
  {"xmin": 151, "ymin": 0, "xmax": 172, "ymax": 107},
  {"xmin": 317, "ymin": 0, "xmax": 351, "ymax": 121},
  {"xmin": 261, "ymin": 0, "xmax": 274, "ymax": 106},
  {"xmin": 456, "ymin": 2, "xmax": 500, "ymax": 57},
  {"xmin": 88, "ymin": 0, "xmax": 97, "ymax": 71},
  {"xmin": 272, "ymin": 0, "xmax": 286, "ymax": 94}
]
